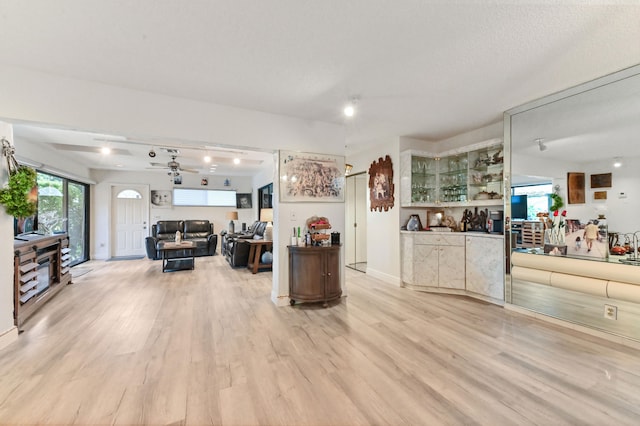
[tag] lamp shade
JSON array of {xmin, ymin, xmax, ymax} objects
[
  {"xmin": 260, "ymin": 208, "xmax": 273, "ymax": 223},
  {"xmin": 226, "ymin": 211, "xmax": 238, "ymax": 220}
]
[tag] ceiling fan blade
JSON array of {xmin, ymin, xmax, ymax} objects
[{"xmin": 180, "ymin": 168, "xmax": 198, "ymax": 173}]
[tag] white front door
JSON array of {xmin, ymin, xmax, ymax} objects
[{"xmin": 111, "ymin": 185, "xmax": 149, "ymax": 257}]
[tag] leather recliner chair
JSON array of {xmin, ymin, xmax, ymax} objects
[
  {"xmin": 145, "ymin": 220, "xmax": 218, "ymax": 260},
  {"xmin": 225, "ymin": 221, "xmax": 267, "ymax": 267}
]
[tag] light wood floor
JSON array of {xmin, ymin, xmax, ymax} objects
[{"xmin": 1, "ymin": 255, "xmax": 639, "ymax": 425}]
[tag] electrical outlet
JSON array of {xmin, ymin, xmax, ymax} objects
[{"xmin": 604, "ymin": 304, "xmax": 618, "ymax": 320}]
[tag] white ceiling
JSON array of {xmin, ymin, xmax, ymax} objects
[{"xmin": 1, "ymin": 1, "xmax": 640, "ymax": 174}]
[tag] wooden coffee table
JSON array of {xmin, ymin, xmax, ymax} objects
[
  {"xmin": 246, "ymin": 239, "xmax": 273, "ymax": 274},
  {"xmin": 158, "ymin": 241, "xmax": 195, "ymax": 272}
]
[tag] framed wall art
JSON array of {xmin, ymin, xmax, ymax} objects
[
  {"xmin": 594, "ymin": 191, "xmax": 607, "ymax": 200},
  {"xmin": 236, "ymin": 193, "xmax": 252, "ymax": 209},
  {"xmin": 150, "ymin": 190, "xmax": 172, "ymax": 208},
  {"xmin": 567, "ymin": 172, "xmax": 585, "ymax": 204},
  {"xmin": 368, "ymin": 155, "xmax": 395, "ymax": 212},
  {"xmin": 279, "ymin": 150, "xmax": 345, "ymax": 202},
  {"xmin": 590, "ymin": 172, "xmax": 612, "ymax": 188}
]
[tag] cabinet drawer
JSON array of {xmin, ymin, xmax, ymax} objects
[{"xmin": 414, "ymin": 233, "xmax": 464, "ymax": 246}]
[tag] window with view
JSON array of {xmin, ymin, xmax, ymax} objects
[{"xmin": 36, "ymin": 172, "xmax": 90, "ymax": 265}]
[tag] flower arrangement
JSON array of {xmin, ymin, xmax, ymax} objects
[{"xmin": 548, "ymin": 209, "xmax": 567, "ymax": 245}]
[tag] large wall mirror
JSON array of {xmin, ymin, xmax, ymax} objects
[{"xmin": 505, "ymin": 64, "xmax": 640, "ymax": 341}]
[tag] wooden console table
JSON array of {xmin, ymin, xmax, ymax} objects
[
  {"xmin": 13, "ymin": 233, "xmax": 72, "ymax": 327},
  {"xmin": 246, "ymin": 240, "xmax": 273, "ymax": 274}
]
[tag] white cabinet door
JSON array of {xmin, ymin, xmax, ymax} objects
[
  {"xmin": 414, "ymin": 244, "xmax": 439, "ymax": 287},
  {"xmin": 438, "ymin": 245, "xmax": 465, "ymax": 289},
  {"xmin": 465, "ymin": 236, "xmax": 504, "ymax": 300},
  {"xmin": 401, "ymin": 233, "xmax": 414, "ymax": 284}
]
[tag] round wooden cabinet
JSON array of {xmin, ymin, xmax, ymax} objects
[{"xmin": 288, "ymin": 245, "xmax": 341, "ymax": 307}]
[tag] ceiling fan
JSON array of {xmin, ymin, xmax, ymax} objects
[{"xmin": 147, "ymin": 155, "xmax": 198, "ymax": 175}]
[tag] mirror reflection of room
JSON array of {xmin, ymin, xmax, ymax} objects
[
  {"xmin": 510, "ymin": 68, "xmax": 640, "ymax": 262},
  {"xmin": 507, "ymin": 64, "xmax": 640, "ymax": 343}
]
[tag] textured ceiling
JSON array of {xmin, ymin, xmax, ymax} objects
[{"xmin": 1, "ymin": 1, "xmax": 640, "ymax": 170}]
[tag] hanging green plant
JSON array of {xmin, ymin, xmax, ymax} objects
[
  {"xmin": 0, "ymin": 166, "xmax": 37, "ymax": 218},
  {"xmin": 550, "ymin": 192, "xmax": 564, "ymax": 212}
]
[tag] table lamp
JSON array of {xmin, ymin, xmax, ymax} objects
[
  {"xmin": 260, "ymin": 208, "xmax": 273, "ymax": 241},
  {"xmin": 226, "ymin": 211, "xmax": 238, "ymax": 233}
]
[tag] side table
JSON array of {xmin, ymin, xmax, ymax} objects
[{"xmin": 246, "ymin": 240, "xmax": 273, "ymax": 274}]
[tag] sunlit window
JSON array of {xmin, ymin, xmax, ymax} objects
[{"xmin": 117, "ymin": 189, "xmax": 142, "ymax": 199}]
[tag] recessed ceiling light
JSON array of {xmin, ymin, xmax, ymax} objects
[
  {"xmin": 343, "ymin": 104, "xmax": 355, "ymax": 117},
  {"xmin": 613, "ymin": 157, "xmax": 622, "ymax": 168},
  {"xmin": 343, "ymin": 96, "xmax": 359, "ymax": 118},
  {"xmin": 115, "ymin": 164, "xmax": 123, "ymax": 168},
  {"xmin": 101, "ymin": 147, "xmax": 111, "ymax": 155},
  {"xmin": 204, "ymin": 155, "xmax": 211, "ymax": 163},
  {"xmin": 233, "ymin": 158, "xmax": 240, "ymax": 165}
]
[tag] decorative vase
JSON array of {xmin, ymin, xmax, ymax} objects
[{"xmin": 261, "ymin": 251, "xmax": 273, "ymax": 264}]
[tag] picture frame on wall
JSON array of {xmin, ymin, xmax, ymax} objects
[
  {"xmin": 236, "ymin": 193, "xmax": 252, "ymax": 209},
  {"xmin": 594, "ymin": 190, "xmax": 607, "ymax": 200},
  {"xmin": 279, "ymin": 150, "xmax": 345, "ymax": 202},
  {"xmin": 368, "ymin": 155, "xmax": 395, "ymax": 212},
  {"xmin": 150, "ymin": 190, "xmax": 172, "ymax": 208},
  {"xmin": 590, "ymin": 173, "xmax": 612, "ymax": 188},
  {"xmin": 567, "ymin": 172, "xmax": 585, "ymax": 204}
]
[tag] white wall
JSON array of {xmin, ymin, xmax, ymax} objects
[
  {"xmin": 437, "ymin": 121, "xmax": 503, "ymax": 152},
  {"xmin": 0, "ymin": 123, "xmax": 18, "ymax": 349},
  {"xmin": 0, "ymin": 66, "xmax": 344, "ymax": 153},
  {"xmin": 0, "ymin": 67, "xmax": 345, "ymax": 307},
  {"xmin": 557, "ymin": 157, "xmax": 640, "ymax": 234},
  {"xmin": 12, "ymin": 136, "xmax": 92, "ymax": 182},
  {"xmin": 347, "ymin": 139, "xmax": 402, "ymax": 285}
]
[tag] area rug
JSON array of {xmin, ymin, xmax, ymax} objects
[{"xmin": 106, "ymin": 255, "xmax": 145, "ymax": 261}]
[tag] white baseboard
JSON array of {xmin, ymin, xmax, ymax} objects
[
  {"xmin": 271, "ymin": 292, "xmax": 290, "ymax": 307},
  {"xmin": 505, "ymin": 303, "xmax": 640, "ymax": 350},
  {"xmin": 0, "ymin": 326, "xmax": 18, "ymax": 351}
]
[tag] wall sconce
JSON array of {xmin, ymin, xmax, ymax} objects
[
  {"xmin": 613, "ymin": 157, "xmax": 622, "ymax": 168},
  {"xmin": 345, "ymin": 163, "xmax": 353, "ymax": 175},
  {"xmin": 536, "ymin": 138, "xmax": 547, "ymax": 152}
]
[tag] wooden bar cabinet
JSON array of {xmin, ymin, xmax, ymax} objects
[{"xmin": 288, "ymin": 245, "xmax": 341, "ymax": 307}]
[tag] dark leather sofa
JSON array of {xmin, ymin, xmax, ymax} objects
[
  {"xmin": 145, "ymin": 220, "xmax": 218, "ymax": 260},
  {"xmin": 222, "ymin": 221, "xmax": 267, "ymax": 267}
]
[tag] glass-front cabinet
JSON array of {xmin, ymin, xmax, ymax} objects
[
  {"xmin": 438, "ymin": 153, "xmax": 468, "ymax": 203},
  {"xmin": 410, "ymin": 156, "xmax": 437, "ymax": 203},
  {"xmin": 400, "ymin": 139, "xmax": 503, "ymax": 207},
  {"xmin": 467, "ymin": 145, "xmax": 504, "ymax": 202}
]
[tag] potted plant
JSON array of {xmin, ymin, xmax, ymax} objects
[{"xmin": 0, "ymin": 165, "xmax": 37, "ymax": 218}]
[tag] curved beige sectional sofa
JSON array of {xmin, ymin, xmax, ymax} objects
[{"xmin": 511, "ymin": 252, "xmax": 640, "ymax": 304}]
